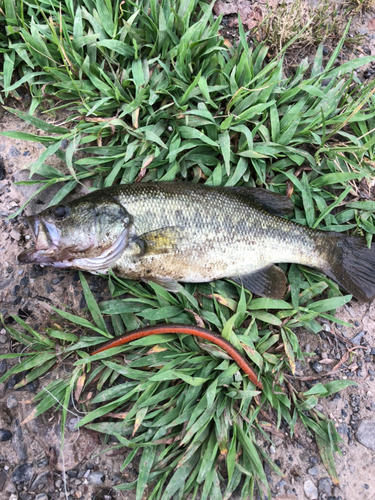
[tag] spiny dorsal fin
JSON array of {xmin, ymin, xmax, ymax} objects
[
  {"xmin": 227, "ymin": 187, "xmax": 294, "ymax": 217},
  {"xmin": 230, "ymin": 265, "xmax": 287, "ymax": 299}
]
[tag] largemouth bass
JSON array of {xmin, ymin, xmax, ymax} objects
[{"xmin": 18, "ymin": 182, "xmax": 375, "ymax": 302}]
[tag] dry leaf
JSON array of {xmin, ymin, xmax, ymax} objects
[
  {"xmin": 185, "ymin": 309, "xmax": 206, "ymax": 328},
  {"xmin": 74, "ymin": 373, "xmax": 86, "ymax": 402},
  {"xmin": 214, "ymin": 0, "xmax": 263, "ymax": 30},
  {"xmin": 146, "ymin": 345, "xmax": 168, "ymax": 354},
  {"xmin": 369, "ymin": 18, "xmax": 375, "ymax": 31},
  {"xmin": 319, "ymin": 358, "xmax": 334, "ymax": 364}
]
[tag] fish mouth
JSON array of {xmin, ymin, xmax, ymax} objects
[
  {"xmin": 18, "ymin": 217, "xmax": 64, "ymax": 265},
  {"xmin": 18, "ymin": 216, "xmax": 129, "ymax": 271}
]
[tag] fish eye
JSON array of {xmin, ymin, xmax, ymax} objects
[{"xmin": 54, "ymin": 206, "xmax": 71, "ymax": 220}]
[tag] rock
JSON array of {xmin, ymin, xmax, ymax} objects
[
  {"xmin": 356, "ymin": 418, "xmax": 375, "ymax": 451},
  {"xmin": 0, "ymin": 429, "xmax": 12, "ymax": 441},
  {"xmin": 312, "ymin": 361, "xmax": 323, "ymax": 374},
  {"xmin": 19, "ymin": 277, "xmax": 30, "ymax": 287},
  {"xmin": 318, "ymin": 477, "xmax": 333, "ymax": 496},
  {"xmin": 336, "ymin": 424, "xmax": 348, "ymax": 436},
  {"xmin": 0, "ymin": 360, "xmax": 7, "ymax": 375},
  {"xmin": 13, "ymin": 419, "xmax": 27, "ymax": 461},
  {"xmin": 67, "ymin": 417, "xmax": 80, "ymax": 433},
  {"xmin": 0, "ymin": 278, "xmax": 13, "ymax": 290},
  {"xmin": 11, "ymin": 463, "xmax": 34, "ymax": 490},
  {"xmin": 0, "ymin": 469, "xmax": 7, "ymax": 491},
  {"xmin": 36, "ymin": 457, "xmax": 49, "ymax": 468},
  {"xmin": 87, "ymin": 471, "xmax": 105, "ymax": 485},
  {"xmin": 29, "ymin": 472, "xmax": 50, "ymax": 492},
  {"xmin": 304, "ymin": 479, "xmax": 318, "ymax": 499},
  {"xmin": 307, "ymin": 466, "xmax": 318, "ymax": 476},
  {"xmin": 8, "ymin": 146, "xmax": 20, "ymax": 157},
  {"xmin": 35, "ymin": 494, "xmax": 49, "ymax": 500},
  {"xmin": 10, "ymin": 285, "xmax": 20, "ymax": 296},
  {"xmin": 6, "ymin": 395, "xmax": 18, "ymax": 409},
  {"xmin": 350, "ymin": 330, "xmax": 365, "ymax": 345}
]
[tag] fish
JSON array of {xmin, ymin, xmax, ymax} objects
[{"xmin": 18, "ymin": 182, "xmax": 375, "ymax": 302}]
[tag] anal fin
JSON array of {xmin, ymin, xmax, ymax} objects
[{"xmin": 230, "ymin": 265, "xmax": 286, "ymax": 299}]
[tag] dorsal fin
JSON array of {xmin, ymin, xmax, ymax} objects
[{"xmin": 227, "ymin": 187, "xmax": 294, "ymax": 217}]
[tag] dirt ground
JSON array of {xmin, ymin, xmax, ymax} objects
[{"xmin": 1, "ymin": 5, "xmax": 375, "ymax": 500}]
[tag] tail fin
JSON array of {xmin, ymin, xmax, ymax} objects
[{"xmin": 325, "ymin": 235, "xmax": 375, "ymax": 302}]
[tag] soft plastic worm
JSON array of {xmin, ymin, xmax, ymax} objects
[{"xmin": 91, "ymin": 323, "xmax": 263, "ymax": 390}]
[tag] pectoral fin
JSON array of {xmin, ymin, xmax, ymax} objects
[
  {"xmin": 228, "ymin": 187, "xmax": 294, "ymax": 217},
  {"xmin": 135, "ymin": 227, "xmax": 186, "ymax": 255},
  {"xmin": 230, "ymin": 265, "xmax": 286, "ymax": 299}
]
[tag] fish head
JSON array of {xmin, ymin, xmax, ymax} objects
[{"xmin": 18, "ymin": 195, "xmax": 132, "ymax": 271}]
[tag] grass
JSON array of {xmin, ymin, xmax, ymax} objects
[
  {"xmin": 345, "ymin": 0, "xmax": 375, "ymax": 14},
  {"xmin": 1, "ymin": 0, "xmax": 375, "ymax": 498},
  {"xmin": 258, "ymin": 0, "xmax": 345, "ymax": 57}
]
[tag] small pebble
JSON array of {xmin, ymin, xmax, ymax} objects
[
  {"xmin": 7, "ymin": 395, "xmax": 18, "ymax": 409},
  {"xmin": 356, "ymin": 418, "xmax": 375, "ymax": 451},
  {"xmin": 35, "ymin": 494, "xmax": 49, "ymax": 500},
  {"xmin": 52, "ymin": 277, "xmax": 64, "ymax": 285},
  {"xmin": 11, "ymin": 463, "xmax": 34, "ymax": 490},
  {"xmin": 304, "ymin": 479, "xmax": 318, "ymax": 499},
  {"xmin": 8, "ymin": 146, "xmax": 21, "ymax": 157},
  {"xmin": 312, "ymin": 361, "xmax": 323, "ymax": 374},
  {"xmin": 87, "ymin": 471, "xmax": 105, "ymax": 485},
  {"xmin": 337, "ymin": 424, "xmax": 349, "ymax": 436},
  {"xmin": 350, "ymin": 330, "xmax": 365, "ymax": 345},
  {"xmin": 19, "ymin": 277, "xmax": 29, "ymax": 287},
  {"xmin": 0, "ymin": 429, "xmax": 12, "ymax": 441},
  {"xmin": 318, "ymin": 477, "xmax": 333, "ymax": 496},
  {"xmin": 11, "ymin": 285, "xmax": 20, "ymax": 296},
  {"xmin": 0, "ymin": 470, "xmax": 6, "ymax": 490},
  {"xmin": 308, "ymin": 466, "xmax": 318, "ymax": 476},
  {"xmin": 36, "ymin": 457, "xmax": 49, "ymax": 468},
  {"xmin": 0, "ymin": 359, "xmax": 7, "ymax": 374}
]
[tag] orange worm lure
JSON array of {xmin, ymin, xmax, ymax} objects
[{"xmin": 91, "ymin": 324, "xmax": 263, "ymax": 390}]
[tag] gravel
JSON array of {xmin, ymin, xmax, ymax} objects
[
  {"xmin": 304, "ymin": 479, "xmax": 318, "ymax": 499},
  {"xmin": 356, "ymin": 418, "xmax": 375, "ymax": 451},
  {"xmin": 11, "ymin": 463, "xmax": 34, "ymax": 491},
  {"xmin": 0, "ymin": 470, "xmax": 7, "ymax": 490},
  {"xmin": 6, "ymin": 395, "xmax": 18, "ymax": 409},
  {"xmin": 318, "ymin": 477, "xmax": 333, "ymax": 496},
  {"xmin": 312, "ymin": 361, "xmax": 323, "ymax": 374},
  {"xmin": 350, "ymin": 330, "xmax": 366, "ymax": 345},
  {"xmin": 0, "ymin": 429, "xmax": 12, "ymax": 441},
  {"xmin": 87, "ymin": 471, "xmax": 105, "ymax": 485},
  {"xmin": 336, "ymin": 423, "xmax": 349, "ymax": 436}
]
